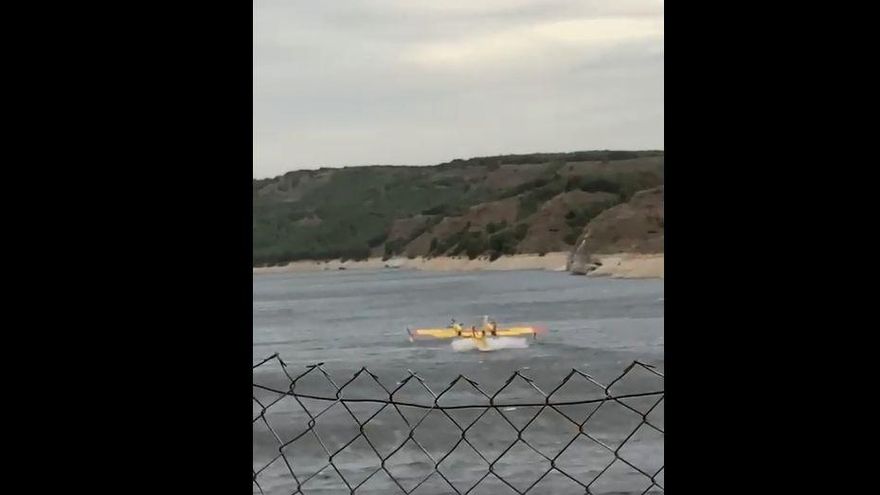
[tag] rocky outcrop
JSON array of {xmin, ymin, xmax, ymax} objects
[{"xmin": 569, "ymin": 186, "xmax": 664, "ymax": 274}]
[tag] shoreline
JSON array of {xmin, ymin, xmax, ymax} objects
[
  {"xmin": 253, "ymin": 252, "xmax": 663, "ymax": 279},
  {"xmin": 585, "ymin": 253, "xmax": 664, "ymax": 279}
]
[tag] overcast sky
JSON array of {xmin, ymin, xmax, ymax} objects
[{"xmin": 253, "ymin": 0, "xmax": 663, "ymax": 178}]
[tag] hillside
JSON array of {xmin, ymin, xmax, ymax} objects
[
  {"xmin": 253, "ymin": 150, "xmax": 664, "ymax": 267},
  {"xmin": 568, "ymin": 186, "xmax": 665, "ymax": 275}
]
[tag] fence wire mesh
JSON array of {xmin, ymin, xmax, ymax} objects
[{"xmin": 253, "ymin": 353, "xmax": 664, "ymax": 494}]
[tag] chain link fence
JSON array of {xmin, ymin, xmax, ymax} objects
[{"xmin": 253, "ymin": 353, "xmax": 664, "ymax": 494}]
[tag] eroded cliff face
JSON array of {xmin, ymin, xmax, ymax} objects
[{"xmin": 568, "ymin": 186, "xmax": 664, "ymax": 275}]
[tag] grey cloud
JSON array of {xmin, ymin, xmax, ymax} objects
[{"xmin": 254, "ymin": 0, "xmax": 663, "ymax": 177}]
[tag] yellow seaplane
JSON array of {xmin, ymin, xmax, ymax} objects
[{"xmin": 406, "ymin": 316, "xmax": 545, "ymax": 351}]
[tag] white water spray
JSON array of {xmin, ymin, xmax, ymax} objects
[{"xmin": 451, "ymin": 337, "xmax": 529, "ymax": 352}]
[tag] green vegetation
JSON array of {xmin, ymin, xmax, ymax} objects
[
  {"xmin": 437, "ymin": 150, "xmax": 661, "ymax": 169},
  {"xmin": 450, "ymin": 232, "xmax": 488, "ymax": 259},
  {"xmin": 485, "ymin": 220, "xmax": 508, "ymax": 234},
  {"xmin": 559, "ymin": 197, "xmax": 623, "ymax": 246},
  {"xmin": 516, "ymin": 178, "xmax": 567, "ymax": 220},
  {"xmin": 430, "ymin": 229, "xmax": 466, "ymax": 256},
  {"xmin": 253, "ymin": 150, "xmax": 663, "ymax": 266},
  {"xmin": 367, "ymin": 231, "xmax": 389, "ymax": 248},
  {"xmin": 383, "ymin": 238, "xmax": 407, "ymax": 260},
  {"xmin": 565, "ymin": 198, "xmax": 622, "ymax": 230},
  {"xmin": 254, "ymin": 166, "xmax": 480, "ymax": 265},
  {"xmin": 488, "ymin": 230, "xmax": 519, "ymax": 257},
  {"xmin": 563, "ymin": 167, "xmax": 663, "ymax": 201}
]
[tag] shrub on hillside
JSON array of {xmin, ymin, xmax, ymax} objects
[
  {"xmin": 488, "ymin": 230, "xmax": 518, "ymax": 255},
  {"xmin": 383, "ymin": 238, "xmax": 407, "ymax": 259},
  {"xmin": 564, "ymin": 199, "xmax": 621, "ymax": 229},
  {"xmin": 367, "ymin": 231, "xmax": 389, "ymax": 248},
  {"xmin": 578, "ymin": 177, "xmax": 621, "ymax": 194},
  {"xmin": 463, "ymin": 234, "xmax": 488, "ymax": 259},
  {"xmin": 486, "ymin": 220, "xmax": 508, "ymax": 234}
]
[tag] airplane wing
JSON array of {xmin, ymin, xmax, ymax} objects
[
  {"xmin": 407, "ymin": 327, "xmax": 460, "ymax": 340},
  {"xmin": 494, "ymin": 326, "xmax": 546, "ymax": 336}
]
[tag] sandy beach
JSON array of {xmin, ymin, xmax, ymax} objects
[
  {"xmin": 589, "ymin": 253, "xmax": 664, "ymax": 279},
  {"xmin": 253, "ymin": 252, "xmax": 663, "ymax": 279}
]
